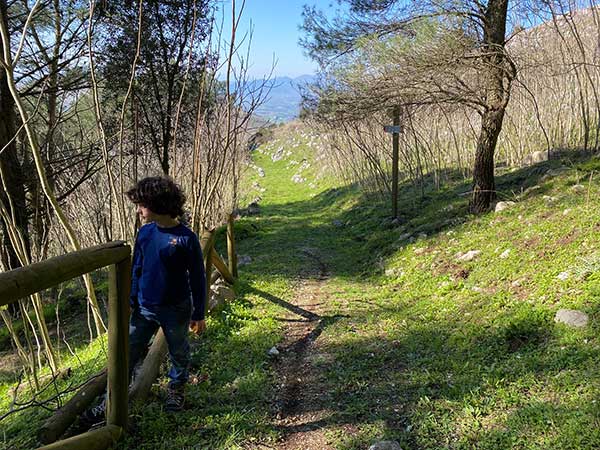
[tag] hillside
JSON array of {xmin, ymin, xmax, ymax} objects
[
  {"xmin": 235, "ymin": 127, "xmax": 600, "ymax": 449},
  {"xmin": 248, "ymin": 75, "xmax": 316, "ymax": 123},
  {"xmin": 3, "ymin": 126, "xmax": 600, "ymax": 449}
]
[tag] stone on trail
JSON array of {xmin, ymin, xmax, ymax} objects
[
  {"xmin": 571, "ymin": 184, "xmax": 585, "ymax": 194},
  {"xmin": 457, "ymin": 250, "xmax": 481, "ymax": 262},
  {"xmin": 495, "ymin": 201, "xmax": 515, "ymax": 212},
  {"xmin": 368, "ymin": 441, "xmax": 403, "ymax": 450},
  {"xmin": 268, "ymin": 347, "xmax": 280, "ymax": 357},
  {"xmin": 257, "ymin": 168, "xmax": 265, "ymax": 177},
  {"xmin": 557, "ymin": 271, "xmax": 569, "ymax": 281},
  {"xmin": 554, "ymin": 309, "xmax": 589, "ymax": 328}
]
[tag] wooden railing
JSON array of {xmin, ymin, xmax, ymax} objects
[
  {"xmin": 0, "ymin": 217, "xmax": 239, "ymax": 449},
  {"xmin": 0, "ymin": 241, "xmax": 131, "ymax": 450}
]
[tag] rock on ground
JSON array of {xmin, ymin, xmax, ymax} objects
[
  {"xmin": 495, "ymin": 201, "xmax": 516, "ymax": 212},
  {"xmin": 457, "ymin": 250, "xmax": 481, "ymax": 262},
  {"xmin": 554, "ymin": 309, "xmax": 589, "ymax": 328},
  {"xmin": 247, "ymin": 204, "xmax": 260, "ymax": 215},
  {"xmin": 272, "ymin": 147, "xmax": 285, "ymax": 162},
  {"xmin": 368, "ymin": 441, "xmax": 403, "ymax": 450},
  {"xmin": 524, "ymin": 185, "xmax": 541, "ymax": 195},
  {"xmin": 291, "ymin": 174, "xmax": 306, "ymax": 183},
  {"xmin": 208, "ymin": 285, "xmax": 235, "ymax": 310},
  {"xmin": 521, "ymin": 150, "xmax": 548, "ymax": 166},
  {"xmin": 237, "ymin": 255, "xmax": 252, "ymax": 266},
  {"xmin": 397, "ymin": 233, "xmax": 412, "ymax": 242},
  {"xmin": 385, "ymin": 268, "xmax": 404, "ymax": 278}
]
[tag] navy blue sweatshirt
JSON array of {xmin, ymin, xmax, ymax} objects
[{"xmin": 130, "ymin": 222, "xmax": 207, "ymax": 320}]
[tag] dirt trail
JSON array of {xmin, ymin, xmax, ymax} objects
[{"xmin": 267, "ymin": 247, "xmax": 337, "ymax": 450}]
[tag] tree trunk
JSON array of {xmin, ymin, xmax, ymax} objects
[
  {"xmin": 470, "ymin": 108, "xmax": 505, "ymax": 213},
  {"xmin": 0, "ymin": 6, "xmax": 107, "ymax": 336},
  {"xmin": 469, "ymin": 0, "xmax": 512, "ymax": 214},
  {"xmin": 0, "ymin": 0, "xmax": 59, "ymax": 372},
  {"xmin": 0, "ymin": 0, "xmax": 29, "ymax": 274}
]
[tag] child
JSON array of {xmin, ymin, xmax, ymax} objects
[
  {"xmin": 83, "ymin": 176, "xmax": 206, "ymax": 423},
  {"xmin": 126, "ymin": 176, "xmax": 207, "ymax": 411}
]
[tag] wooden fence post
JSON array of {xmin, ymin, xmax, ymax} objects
[
  {"xmin": 210, "ymin": 251, "xmax": 234, "ymax": 285},
  {"xmin": 227, "ymin": 214, "xmax": 238, "ymax": 278},
  {"xmin": 38, "ymin": 370, "xmax": 107, "ymax": 444},
  {"xmin": 200, "ymin": 230, "xmax": 216, "ymax": 299},
  {"xmin": 391, "ymin": 106, "xmax": 401, "ymax": 219},
  {"xmin": 107, "ymin": 257, "xmax": 131, "ymax": 429}
]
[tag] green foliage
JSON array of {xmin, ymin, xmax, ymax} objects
[{"xmin": 5, "ymin": 128, "xmax": 600, "ymax": 449}]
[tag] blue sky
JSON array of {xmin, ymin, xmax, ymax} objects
[{"xmin": 218, "ymin": 1, "xmax": 339, "ymax": 79}]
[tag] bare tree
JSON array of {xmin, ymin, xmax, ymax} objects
[{"xmin": 301, "ymin": 0, "xmax": 516, "ymax": 212}]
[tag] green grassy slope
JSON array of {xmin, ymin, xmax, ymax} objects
[
  {"xmin": 3, "ymin": 127, "xmax": 600, "ymax": 449},
  {"xmin": 235, "ymin": 132, "xmax": 600, "ymax": 449}
]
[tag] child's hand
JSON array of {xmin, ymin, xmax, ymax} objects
[{"xmin": 190, "ymin": 319, "xmax": 206, "ymax": 335}]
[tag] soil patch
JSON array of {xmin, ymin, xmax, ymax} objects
[{"xmin": 267, "ymin": 248, "xmax": 340, "ymax": 449}]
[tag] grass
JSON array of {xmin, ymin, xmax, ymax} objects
[{"xmin": 3, "ymin": 128, "xmax": 600, "ymax": 449}]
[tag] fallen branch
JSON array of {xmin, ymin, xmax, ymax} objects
[
  {"xmin": 37, "ymin": 370, "xmax": 107, "ymax": 445},
  {"xmin": 128, "ymin": 331, "xmax": 167, "ymax": 404},
  {"xmin": 1, "ymin": 369, "xmax": 84, "ymax": 423}
]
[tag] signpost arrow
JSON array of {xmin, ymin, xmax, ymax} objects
[{"xmin": 384, "ymin": 125, "xmax": 402, "ymax": 134}]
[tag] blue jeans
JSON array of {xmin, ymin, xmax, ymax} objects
[{"xmin": 129, "ymin": 301, "xmax": 192, "ymax": 387}]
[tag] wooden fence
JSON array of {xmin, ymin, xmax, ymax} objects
[
  {"xmin": 0, "ymin": 241, "xmax": 131, "ymax": 450},
  {"xmin": 0, "ymin": 216, "xmax": 238, "ymax": 450}
]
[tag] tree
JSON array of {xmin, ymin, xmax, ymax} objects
[
  {"xmin": 301, "ymin": 0, "xmax": 515, "ymax": 213},
  {"xmin": 95, "ymin": 0, "xmax": 213, "ymax": 176},
  {"xmin": 0, "ymin": 0, "xmax": 106, "ymax": 339}
]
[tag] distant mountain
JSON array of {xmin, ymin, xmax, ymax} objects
[{"xmin": 246, "ymin": 74, "xmax": 316, "ymax": 123}]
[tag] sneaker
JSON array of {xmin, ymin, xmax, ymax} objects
[
  {"xmin": 80, "ymin": 397, "xmax": 106, "ymax": 427},
  {"xmin": 165, "ymin": 384, "xmax": 185, "ymax": 412}
]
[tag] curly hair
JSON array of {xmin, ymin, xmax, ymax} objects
[{"xmin": 126, "ymin": 176, "xmax": 186, "ymax": 218}]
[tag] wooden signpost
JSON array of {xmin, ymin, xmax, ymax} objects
[{"xmin": 384, "ymin": 107, "xmax": 402, "ymax": 218}]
